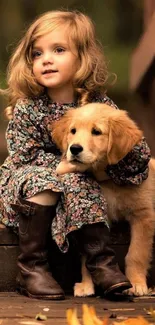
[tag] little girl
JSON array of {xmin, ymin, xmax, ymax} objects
[{"xmin": 0, "ymin": 10, "xmax": 150, "ymax": 300}]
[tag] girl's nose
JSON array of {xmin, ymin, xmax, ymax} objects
[{"xmin": 43, "ymin": 53, "xmax": 53, "ymax": 65}]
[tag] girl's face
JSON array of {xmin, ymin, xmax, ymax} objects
[{"xmin": 32, "ymin": 27, "xmax": 80, "ymax": 101}]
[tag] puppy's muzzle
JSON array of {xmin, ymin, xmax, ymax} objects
[{"xmin": 70, "ymin": 144, "xmax": 83, "ymax": 156}]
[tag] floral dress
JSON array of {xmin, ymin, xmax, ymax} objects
[{"xmin": 0, "ymin": 94, "xmax": 151, "ymax": 252}]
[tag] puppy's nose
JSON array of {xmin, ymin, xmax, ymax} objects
[{"xmin": 70, "ymin": 144, "xmax": 83, "ymax": 156}]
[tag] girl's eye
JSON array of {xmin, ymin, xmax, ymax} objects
[
  {"xmin": 91, "ymin": 128, "xmax": 102, "ymax": 136},
  {"xmin": 32, "ymin": 50, "xmax": 42, "ymax": 58},
  {"xmin": 70, "ymin": 128, "xmax": 76, "ymax": 134},
  {"xmin": 55, "ymin": 47, "xmax": 65, "ymax": 54}
]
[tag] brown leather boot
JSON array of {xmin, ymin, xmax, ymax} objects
[
  {"xmin": 11, "ymin": 198, "xmax": 65, "ymax": 300},
  {"xmin": 76, "ymin": 223, "xmax": 132, "ymax": 297}
]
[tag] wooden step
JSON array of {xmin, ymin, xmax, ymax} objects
[{"xmin": 0, "ymin": 223, "xmax": 155, "ymax": 292}]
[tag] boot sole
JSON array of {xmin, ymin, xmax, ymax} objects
[
  {"xmin": 104, "ymin": 281, "xmax": 132, "ymax": 296},
  {"xmin": 17, "ymin": 287, "xmax": 65, "ymax": 300}
]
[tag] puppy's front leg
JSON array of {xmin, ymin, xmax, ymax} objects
[
  {"xmin": 56, "ymin": 160, "xmax": 88, "ymax": 175},
  {"xmin": 125, "ymin": 208, "xmax": 155, "ymax": 296},
  {"xmin": 74, "ymin": 256, "xmax": 95, "ymax": 297}
]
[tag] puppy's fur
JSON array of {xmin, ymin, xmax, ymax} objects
[{"xmin": 51, "ymin": 103, "xmax": 155, "ymax": 297}]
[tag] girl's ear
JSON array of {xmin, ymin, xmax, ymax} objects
[
  {"xmin": 107, "ymin": 110, "xmax": 143, "ymax": 165},
  {"xmin": 50, "ymin": 110, "xmax": 74, "ymax": 153}
]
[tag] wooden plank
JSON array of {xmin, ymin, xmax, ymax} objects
[
  {"xmin": 0, "ymin": 225, "xmax": 18, "ymax": 245},
  {"xmin": 0, "ymin": 319, "xmax": 67, "ymax": 325},
  {"xmin": 0, "ymin": 246, "xmax": 18, "ymax": 291},
  {"xmin": 0, "ymin": 293, "xmax": 154, "ymax": 324}
]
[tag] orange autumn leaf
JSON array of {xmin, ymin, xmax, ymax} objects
[
  {"xmin": 66, "ymin": 304, "xmax": 150, "ymax": 325},
  {"xmin": 113, "ymin": 316, "xmax": 150, "ymax": 325},
  {"xmin": 82, "ymin": 305, "xmax": 109, "ymax": 325},
  {"xmin": 66, "ymin": 308, "xmax": 81, "ymax": 325}
]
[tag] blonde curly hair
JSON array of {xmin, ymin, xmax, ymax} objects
[{"xmin": 2, "ymin": 10, "xmax": 111, "ymax": 119}]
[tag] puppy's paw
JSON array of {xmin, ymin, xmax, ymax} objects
[
  {"xmin": 124, "ymin": 282, "xmax": 148, "ymax": 296},
  {"xmin": 74, "ymin": 282, "xmax": 95, "ymax": 297}
]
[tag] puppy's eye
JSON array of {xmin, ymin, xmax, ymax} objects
[
  {"xmin": 70, "ymin": 128, "xmax": 76, "ymax": 134},
  {"xmin": 91, "ymin": 128, "xmax": 102, "ymax": 136}
]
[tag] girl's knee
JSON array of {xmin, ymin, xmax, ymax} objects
[{"xmin": 27, "ymin": 190, "xmax": 60, "ymax": 206}]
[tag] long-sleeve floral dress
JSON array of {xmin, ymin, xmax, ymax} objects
[{"xmin": 0, "ymin": 94, "xmax": 151, "ymax": 252}]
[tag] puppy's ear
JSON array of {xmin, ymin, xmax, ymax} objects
[
  {"xmin": 107, "ymin": 110, "xmax": 143, "ymax": 165},
  {"xmin": 51, "ymin": 110, "xmax": 74, "ymax": 152}
]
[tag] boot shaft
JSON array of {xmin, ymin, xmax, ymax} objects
[
  {"xmin": 11, "ymin": 198, "xmax": 65, "ymax": 299},
  {"xmin": 11, "ymin": 198, "xmax": 56, "ymax": 265},
  {"xmin": 74, "ymin": 223, "xmax": 132, "ymax": 295}
]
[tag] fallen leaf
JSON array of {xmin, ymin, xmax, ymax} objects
[
  {"xmin": 112, "ymin": 316, "xmax": 150, "ymax": 325},
  {"xmin": 43, "ymin": 308, "xmax": 49, "ymax": 312},
  {"xmin": 35, "ymin": 312, "xmax": 47, "ymax": 321},
  {"xmin": 82, "ymin": 305, "xmax": 95, "ymax": 325},
  {"xmin": 87, "ymin": 306, "xmax": 106, "ymax": 325},
  {"xmin": 66, "ymin": 308, "xmax": 81, "ymax": 325},
  {"xmin": 144, "ymin": 307, "xmax": 155, "ymax": 319}
]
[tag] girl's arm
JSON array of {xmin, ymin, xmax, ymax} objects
[
  {"xmin": 6, "ymin": 99, "xmax": 61, "ymax": 168},
  {"xmin": 101, "ymin": 95, "xmax": 151, "ymax": 185},
  {"xmin": 105, "ymin": 138, "xmax": 151, "ymax": 185}
]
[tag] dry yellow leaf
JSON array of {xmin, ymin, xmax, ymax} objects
[
  {"xmin": 82, "ymin": 305, "xmax": 108, "ymax": 325},
  {"xmin": 113, "ymin": 316, "xmax": 150, "ymax": 325},
  {"xmin": 35, "ymin": 312, "xmax": 47, "ymax": 321},
  {"xmin": 82, "ymin": 304, "xmax": 96, "ymax": 325},
  {"xmin": 86, "ymin": 306, "xmax": 109, "ymax": 325},
  {"xmin": 144, "ymin": 307, "xmax": 155, "ymax": 319},
  {"xmin": 66, "ymin": 308, "xmax": 81, "ymax": 325},
  {"xmin": 66, "ymin": 304, "xmax": 150, "ymax": 325}
]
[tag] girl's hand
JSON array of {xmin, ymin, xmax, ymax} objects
[{"xmin": 56, "ymin": 160, "xmax": 89, "ymax": 175}]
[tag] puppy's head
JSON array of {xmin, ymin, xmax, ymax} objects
[{"xmin": 51, "ymin": 103, "xmax": 143, "ymax": 166}]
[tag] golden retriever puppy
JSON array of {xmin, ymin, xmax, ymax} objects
[{"xmin": 51, "ymin": 103, "xmax": 155, "ymax": 297}]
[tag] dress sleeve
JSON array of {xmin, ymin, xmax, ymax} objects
[
  {"xmin": 6, "ymin": 98, "xmax": 60, "ymax": 168},
  {"xmin": 105, "ymin": 138, "xmax": 151, "ymax": 185},
  {"xmin": 102, "ymin": 96, "xmax": 151, "ymax": 185}
]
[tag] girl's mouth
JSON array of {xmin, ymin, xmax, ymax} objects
[{"xmin": 42, "ymin": 70, "xmax": 58, "ymax": 75}]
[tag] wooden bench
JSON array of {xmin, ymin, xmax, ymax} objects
[{"xmin": 0, "ymin": 222, "xmax": 155, "ymax": 293}]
